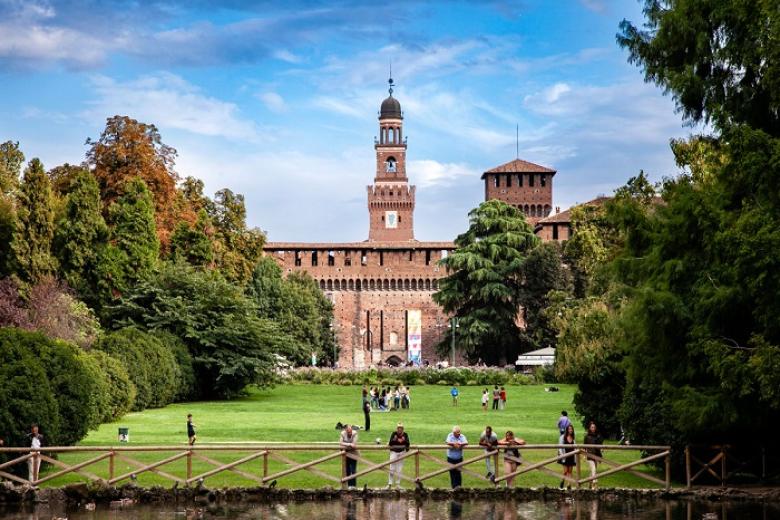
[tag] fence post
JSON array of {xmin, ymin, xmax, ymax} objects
[
  {"xmin": 575, "ymin": 450, "xmax": 581, "ymax": 489},
  {"xmin": 109, "ymin": 451, "xmax": 115, "ymax": 481},
  {"xmin": 720, "ymin": 446, "xmax": 726, "ymax": 487},
  {"xmin": 341, "ymin": 451, "xmax": 347, "ymax": 490},
  {"xmin": 187, "ymin": 450, "xmax": 192, "ymax": 481},
  {"xmin": 263, "ymin": 451, "xmax": 268, "ymax": 480},
  {"xmin": 415, "ymin": 451, "xmax": 420, "ymax": 481},
  {"xmin": 685, "ymin": 446, "xmax": 691, "ymax": 489},
  {"xmin": 493, "ymin": 451, "xmax": 499, "ymax": 484},
  {"xmin": 665, "ymin": 452, "xmax": 671, "ymax": 491}
]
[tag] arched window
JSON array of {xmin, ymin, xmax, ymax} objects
[
  {"xmin": 544, "ymin": 204, "xmax": 551, "ymax": 216},
  {"xmin": 390, "ymin": 279, "xmax": 396, "ymax": 290},
  {"xmin": 425, "ymin": 279, "xmax": 431, "ymax": 290},
  {"xmin": 386, "ymin": 156, "xmax": 397, "ymax": 173},
  {"xmin": 319, "ymin": 280, "xmax": 325, "ymax": 290},
  {"xmin": 327, "ymin": 280, "xmax": 333, "ymax": 290},
  {"xmin": 383, "ymin": 279, "xmax": 390, "ymax": 290},
  {"xmin": 411, "ymin": 279, "xmax": 417, "ymax": 290},
  {"xmin": 356, "ymin": 279, "xmax": 361, "ymax": 291},
  {"xmin": 348, "ymin": 279, "xmax": 354, "ymax": 290},
  {"xmin": 388, "ymin": 128, "xmax": 395, "ymax": 143}
]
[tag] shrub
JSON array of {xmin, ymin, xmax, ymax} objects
[
  {"xmin": 86, "ymin": 350, "xmax": 135, "ymax": 422},
  {"xmin": 76, "ymin": 350, "xmax": 111, "ymax": 429},
  {"xmin": 0, "ymin": 328, "xmax": 60, "ymax": 450},
  {"xmin": 158, "ymin": 331, "xmax": 196, "ymax": 401},
  {"xmin": 96, "ymin": 328, "xmax": 179, "ymax": 410},
  {"xmin": 283, "ymin": 366, "xmax": 528, "ymax": 386}
]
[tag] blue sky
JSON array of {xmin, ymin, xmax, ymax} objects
[{"xmin": 0, "ymin": 0, "xmax": 695, "ymax": 242}]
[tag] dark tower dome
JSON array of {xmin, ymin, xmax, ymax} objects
[{"xmin": 379, "ymin": 77, "xmax": 402, "ymax": 119}]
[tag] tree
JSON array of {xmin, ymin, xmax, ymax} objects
[
  {"xmin": 107, "ymin": 262, "xmax": 294, "ymax": 399},
  {"xmin": 170, "ymin": 210, "xmax": 213, "ymax": 267},
  {"xmin": 433, "ymin": 200, "xmax": 538, "ymax": 364},
  {"xmin": 54, "ymin": 169, "xmax": 109, "ymax": 305},
  {"xmin": 11, "ymin": 158, "xmax": 57, "ymax": 284},
  {"xmin": 618, "ymin": 0, "xmax": 780, "ymax": 136},
  {"xmin": 519, "ymin": 241, "xmax": 572, "ymax": 352},
  {"xmin": 0, "ymin": 140, "xmax": 24, "ymax": 194},
  {"xmin": 106, "ymin": 177, "xmax": 160, "ymax": 292},
  {"xmin": 86, "ymin": 115, "xmax": 179, "ymax": 245},
  {"xmin": 209, "ymin": 188, "xmax": 265, "ymax": 284},
  {"xmin": 0, "ymin": 195, "xmax": 15, "ymax": 278}
]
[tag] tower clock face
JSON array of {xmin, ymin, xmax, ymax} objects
[{"xmin": 385, "ymin": 211, "xmax": 398, "ymax": 229}]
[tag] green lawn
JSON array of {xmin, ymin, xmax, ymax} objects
[{"xmin": 43, "ymin": 384, "xmax": 667, "ymax": 489}]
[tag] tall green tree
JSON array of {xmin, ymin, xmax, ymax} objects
[
  {"xmin": 107, "ymin": 177, "xmax": 160, "ymax": 288},
  {"xmin": 54, "ymin": 169, "xmax": 109, "ymax": 305},
  {"xmin": 209, "ymin": 188, "xmax": 265, "ymax": 284},
  {"xmin": 170, "ymin": 210, "xmax": 213, "ymax": 267},
  {"xmin": 0, "ymin": 141, "xmax": 24, "ymax": 195},
  {"xmin": 11, "ymin": 158, "xmax": 57, "ymax": 284},
  {"xmin": 433, "ymin": 200, "xmax": 538, "ymax": 365}
]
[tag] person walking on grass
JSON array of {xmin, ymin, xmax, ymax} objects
[
  {"xmin": 499, "ymin": 386, "xmax": 507, "ymax": 410},
  {"xmin": 387, "ymin": 422, "xmax": 410, "ymax": 488},
  {"xmin": 339, "ymin": 425, "xmax": 359, "ymax": 489},
  {"xmin": 497, "ymin": 430, "xmax": 526, "ymax": 488},
  {"xmin": 187, "ymin": 414, "xmax": 197, "ymax": 445},
  {"xmin": 481, "ymin": 389, "xmax": 489, "ymax": 411},
  {"xmin": 479, "ymin": 425, "xmax": 498, "ymax": 481},
  {"xmin": 557, "ymin": 410, "xmax": 571, "ymax": 434},
  {"xmin": 450, "ymin": 385, "xmax": 459, "ymax": 406},
  {"xmin": 559, "ymin": 424, "xmax": 576, "ymax": 489},
  {"xmin": 491, "ymin": 385, "xmax": 500, "ymax": 410},
  {"xmin": 445, "ymin": 426, "xmax": 468, "ymax": 489},
  {"xmin": 362, "ymin": 389, "xmax": 371, "ymax": 431},
  {"xmin": 583, "ymin": 421, "xmax": 604, "ymax": 489}
]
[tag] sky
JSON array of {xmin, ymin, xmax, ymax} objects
[{"xmin": 0, "ymin": 0, "xmax": 697, "ymax": 242}]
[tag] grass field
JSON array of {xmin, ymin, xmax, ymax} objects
[{"xmin": 43, "ymin": 384, "xmax": 667, "ymax": 489}]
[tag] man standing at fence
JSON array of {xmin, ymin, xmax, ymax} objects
[
  {"xmin": 339, "ymin": 424, "xmax": 359, "ymax": 489},
  {"xmin": 26, "ymin": 424, "xmax": 44, "ymax": 483},
  {"xmin": 479, "ymin": 425, "xmax": 498, "ymax": 481},
  {"xmin": 445, "ymin": 426, "xmax": 468, "ymax": 489},
  {"xmin": 387, "ymin": 422, "xmax": 410, "ymax": 488}
]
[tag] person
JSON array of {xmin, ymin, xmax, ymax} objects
[
  {"xmin": 557, "ymin": 411, "xmax": 571, "ymax": 434},
  {"xmin": 370, "ymin": 387, "xmax": 379, "ymax": 409},
  {"xmin": 499, "ymin": 387, "xmax": 507, "ymax": 410},
  {"xmin": 26, "ymin": 424, "xmax": 44, "ymax": 483},
  {"xmin": 478, "ymin": 426, "xmax": 498, "ymax": 480},
  {"xmin": 393, "ymin": 386, "xmax": 401, "ymax": 410},
  {"xmin": 450, "ymin": 385, "xmax": 459, "ymax": 406},
  {"xmin": 497, "ymin": 430, "xmax": 526, "ymax": 488},
  {"xmin": 339, "ymin": 424, "xmax": 359, "ymax": 489},
  {"xmin": 379, "ymin": 389, "xmax": 388, "ymax": 411},
  {"xmin": 481, "ymin": 389, "xmax": 489, "ymax": 411},
  {"xmin": 492, "ymin": 385, "xmax": 500, "ymax": 410},
  {"xmin": 583, "ymin": 421, "xmax": 604, "ymax": 489},
  {"xmin": 387, "ymin": 422, "xmax": 410, "ymax": 488},
  {"xmin": 402, "ymin": 386, "xmax": 411, "ymax": 409},
  {"xmin": 445, "ymin": 426, "xmax": 468, "ymax": 488},
  {"xmin": 187, "ymin": 414, "xmax": 197, "ymax": 445},
  {"xmin": 559, "ymin": 424, "xmax": 576, "ymax": 489},
  {"xmin": 362, "ymin": 390, "xmax": 371, "ymax": 431}
]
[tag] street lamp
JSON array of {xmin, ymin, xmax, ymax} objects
[{"xmin": 449, "ymin": 317, "xmax": 460, "ymax": 367}]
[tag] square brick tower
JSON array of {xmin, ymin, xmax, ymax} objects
[
  {"xmin": 482, "ymin": 158, "xmax": 556, "ymax": 226},
  {"xmin": 368, "ymin": 78, "xmax": 415, "ymax": 241}
]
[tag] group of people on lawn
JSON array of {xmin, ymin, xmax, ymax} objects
[{"xmin": 338, "ymin": 417, "xmax": 603, "ymax": 490}]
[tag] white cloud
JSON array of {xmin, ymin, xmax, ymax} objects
[
  {"xmin": 0, "ymin": 21, "xmax": 108, "ymax": 68},
  {"xmin": 84, "ymin": 73, "xmax": 263, "ymax": 141},
  {"xmin": 257, "ymin": 91, "xmax": 287, "ymax": 113},
  {"xmin": 409, "ymin": 159, "xmax": 477, "ymax": 188}
]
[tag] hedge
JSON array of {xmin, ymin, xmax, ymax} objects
[
  {"xmin": 86, "ymin": 350, "xmax": 136, "ymax": 422},
  {"xmin": 96, "ymin": 327, "xmax": 180, "ymax": 410},
  {"xmin": 283, "ymin": 366, "xmax": 536, "ymax": 386}
]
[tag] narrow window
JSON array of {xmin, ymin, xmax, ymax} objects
[
  {"xmin": 344, "ymin": 253, "xmax": 352, "ymax": 266},
  {"xmin": 380, "ymin": 251, "xmax": 384, "ymax": 266},
  {"xmin": 361, "ymin": 250, "xmax": 367, "ymax": 266},
  {"xmin": 541, "ymin": 174, "xmax": 546, "ymax": 187},
  {"xmin": 552, "ymin": 224, "xmax": 559, "ymax": 240},
  {"xmin": 425, "ymin": 250, "xmax": 431, "ymax": 265},
  {"xmin": 518, "ymin": 174, "xmax": 523, "ymax": 187},
  {"xmin": 294, "ymin": 250, "xmax": 301, "ymax": 267},
  {"xmin": 311, "ymin": 251, "xmax": 318, "ymax": 266},
  {"xmin": 529, "ymin": 174, "xmax": 535, "ymax": 187},
  {"xmin": 408, "ymin": 250, "xmax": 413, "ymax": 261},
  {"xmin": 493, "ymin": 175, "xmax": 499, "ymax": 188},
  {"xmin": 506, "ymin": 174, "xmax": 512, "ymax": 187},
  {"xmin": 327, "ymin": 251, "xmax": 335, "ymax": 266}
]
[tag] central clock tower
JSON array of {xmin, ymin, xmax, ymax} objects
[{"xmin": 367, "ymin": 77, "xmax": 416, "ymax": 241}]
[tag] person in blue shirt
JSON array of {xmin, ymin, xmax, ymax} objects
[
  {"xmin": 445, "ymin": 426, "xmax": 468, "ymax": 488},
  {"xmin": 450, "ymin": 386, "xmax": 459, "ymax": 407},
  {"xmin": 557, "ymin": 410, "xmax": 571, "ymax": 434}
]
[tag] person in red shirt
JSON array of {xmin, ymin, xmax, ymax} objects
[{"xmin": 499, "ymin": 387, "xmax": 507, "ymax": 410}]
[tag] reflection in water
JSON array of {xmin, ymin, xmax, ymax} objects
[{"xmin": 0, "ymin": 497, "xmax": 778, "ymax": 520}]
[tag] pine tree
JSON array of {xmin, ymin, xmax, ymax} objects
[
  {"xmin": 54, "ymin": 169, "xmax": 109, "ymax": 305},
  {"xmin": 11, "ymin": 158, "xmax": 57, "ymax": 284}
]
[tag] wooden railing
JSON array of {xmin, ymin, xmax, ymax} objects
[
  {"xmin": 685, "ymin": 445, "xmax": 777, "ymax": 487},
  {"xmin": 0, "ymin": 444, "xmax": 671, "ymax": 489}
]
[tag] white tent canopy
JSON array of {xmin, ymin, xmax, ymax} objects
[{"xmin": 514, "ymin": 347, "xmax": 555, "ymax": 367}]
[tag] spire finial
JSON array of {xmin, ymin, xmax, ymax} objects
[{"xmin": 388, "ymin": 60, "xmax": 394, "ymax": 96}]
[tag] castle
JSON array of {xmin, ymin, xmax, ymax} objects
[{"xmin": 264, "ymin": 79, "xmax": 567, "ymax": 368}]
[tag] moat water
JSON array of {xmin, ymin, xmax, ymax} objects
[{"xmin": 1, "ymin": 498, "xmax": 777, "ymax": 520}]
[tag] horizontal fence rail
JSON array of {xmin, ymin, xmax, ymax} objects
[{"xmin": 0, "ymin": 444, "xmax": 671, "ymax": 490}]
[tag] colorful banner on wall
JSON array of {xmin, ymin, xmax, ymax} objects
[{"xmin": 407, "ymin": 310, "xmax": 422, "ymax": 364}]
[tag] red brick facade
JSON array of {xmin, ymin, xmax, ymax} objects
[{"xmin": 482, "ymin": 159, "xmax": 556, "ymax": 226}]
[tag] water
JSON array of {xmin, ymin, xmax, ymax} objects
[{"xmin": 1, "ymin": 498, "xmax": 777, "ymax": 520}]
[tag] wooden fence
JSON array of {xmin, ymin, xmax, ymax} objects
[
  {"xmin": 685, "ymin": 445, "xmax": 778, "ymax": 488},
  {"xmin": 0, "ymin": 444, "xmax": 670, "ymax": 489}
]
